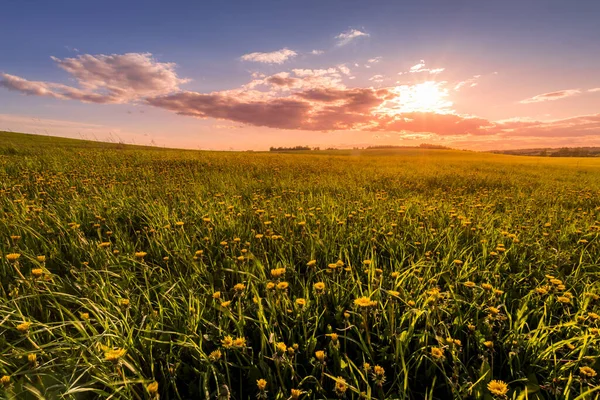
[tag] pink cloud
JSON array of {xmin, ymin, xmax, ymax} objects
[
  {"xmin": 335, "ymin": 29, "xmax": 369, "ymax": 46},
  {"xmin": 519, "ymin": 89, "xmax": 581, "ymax": 104},
  {"xmin": 1, "ymin": 53, "xmax": 186, "ymax": 103},
  {"xmin": 240, "ymin": 48, "xmax": 297, "ymax": 64}
]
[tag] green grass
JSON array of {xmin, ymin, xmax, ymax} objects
[{"xmin": 1, "ymin": 131, "xmax": 599, "ymax": 399}]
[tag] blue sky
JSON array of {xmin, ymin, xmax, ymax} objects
[{"xmin": 1, "ymin": 0, "xmax": 599, "ymax": 150}]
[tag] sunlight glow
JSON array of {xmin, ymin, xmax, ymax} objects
[{"xmin": 381, "ymin": 81, "xmax": 453, "ymax": 114}]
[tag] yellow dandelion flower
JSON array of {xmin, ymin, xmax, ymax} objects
[
  {"xmin": 256, "ymin": 379, "xmax": 267, "ymax": 391},
  {"xmin": 314, "ymin": 282, "xmax": 325, "ymax": 292},
  {"xmin": 1, "ymin": 375, "xmax": 10, "ymax": 387},
  {"xmin": 487, "ymin": 380, "xmax": 508, "ymax": 396},
  {"xmin": 276, "ymin": 281, "xmax": 289, "ymax": 290},
  {"xmin": 464, "ymin": 281, "xmax": 476, "ymax": 288},
  {"xmin": 134, "ymin": 251, "xmax": 147, "ymax": 259},
  {"xmin": 535, "ymin": 287, "xmax": 548, "ymax": 295},
  {"xmin": 209, "ymin": 349, "xmax": 222, "ymax": 361},
  {"xmin": 487, "ymin": 306, "xmax": 500, "ymax": 315},
  {"xmin": 307, "ymin": 260, "xmax": 316, "ymax": 267},
  {"xmin": 270, "ymin": 267, "xmax": 286, "ymax": 278},
  {"xmin": 483, "ymin": 341, "xmax": 494, "ymax": 349},
  {"xmin": 354, "ymin": 296, "xmax": 377, "ymax": 308},
  {"xmin": 17, "ymin": 321, "xmax": 31, "ymax": 333},
  {"xmin": 290, "ymin": 389, "xmax": 303, "ymax": 399},
  {"xmin": 104, "ymin": 348, "xmax": 127, "ymax": 362},
  {"xmin": 80, "ymin": 312, "xmax": 90, "ymax": 320},
  {"xmin": 147, "ymin": 381, "xmax": 159, "ymax": 395},
  {"xmin": 580, "ymin": 366, "xmax": 597, "ymax": 377},
  {"xmin": 6, "ymin": 253, "xmax": 21, "ymax": 262},
  {"xmin": 275, "ymin": 342, "xmax": 287, "ymax": 354},
  {"xmin": 481, "ymin": 283, "xmax": 493, "ymax": 290},
  {"xmin": 388, "ymin": 290, "xmax": 400, "ymax": 297},
  {"xmin": 557, "ymin": 296, "xmax": 571, "ymax": 304},
  {"xmin": 315, "ymin": 350, "xmax": 326, "ymax": 362},
  {"xmin": 31, "ymin": 268, "xmax": 43, "ymax": 278},
  {"xmin": 233, "ymin": 337, "xmax": 246, "ymax": 347},
  {"xmin": 295, "ymin": 298, "xmax": 306, "ymax": 306},
  {"xmin": 220, "ymin": 300, "xmax": 231, "ymax": 308},
  {"xmin": 222, "ymin": 336, "xmax": 234, "ymax": 348},
  {"xmin": 431, "ymin": 347, "xmax": 444, "ymax": 359},
  {"xmin": 213, "ymin": 291, "xmax": 221, "ymax": 299},
  {"xmin": 334, "ymin": 377, "xmax": 348, "ymax": 396},
  {"xmin": 266, "ymin": 282, "xmax": 275, "ymax": 290},
  {"xmin": 36, "ymin": 255, "xmax": 46, "ymax": 263},
  {"xmin": 233, "ymin": 283, "xmax": 246, "ymax": 292}
]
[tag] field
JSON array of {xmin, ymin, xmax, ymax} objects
[{"xmin": 1, "ymin": 131, "xmax": 600, "ymax": 399}]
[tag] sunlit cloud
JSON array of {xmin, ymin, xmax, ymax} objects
[
  {"xmin": 368, "ymin": 57, "xmax": 382, "ymax": 64},
  {"xmin": 310, "ymin": 49, "xmax": 324, "ymax": 55},
  {"xmin": 335, "ymin": 29, "xmax": 369, "ymax": 46},
  {"xmin": 454, "ymin": 75, "xmax": 481, "ymax": 90},
  {"xmin": 1, "ymin": 53, "xmax": 187, "ymax": 103},
  {"xmin": 406, "ymin": 60, "xmax": 445, "ymax": 75},
  {"xmin": 240, "ymin": 48, "xmax": 298, "ymax": 64},
  {"xmin": 588, "ymin": 87, "xmax": 600, "ymax": 93},
  {"xmin": 520, "ymin": 89, "xmax": 581, "ymax": 104}
]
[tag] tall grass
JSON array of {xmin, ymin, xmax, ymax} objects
[{"xmin": 1, "ymin": 137, "xmax": 599, "ymax": 399}]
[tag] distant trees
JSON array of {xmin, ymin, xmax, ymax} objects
[{"xmin": 269, "ymin": 146, "xmax": 315, "ymax": 152}]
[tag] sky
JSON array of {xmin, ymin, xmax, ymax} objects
[{"xmin": 0, "ymin": 0, "xmax": 599, "ymax": 151}]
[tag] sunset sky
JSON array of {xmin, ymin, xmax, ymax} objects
[{"xmin": 1, "ymin": 0, "xmax": 599, "ymax": 150}]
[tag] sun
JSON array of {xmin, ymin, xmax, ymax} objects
[{"xmin": 381, "ymin": 81, "xmax": 453, "ymax": 115}]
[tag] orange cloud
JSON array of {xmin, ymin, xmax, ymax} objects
[{"xmin": 519, "ymin": 89, "xmax": 581, "ymax": 104}]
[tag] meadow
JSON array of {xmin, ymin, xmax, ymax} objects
[{"xmin": 1, "ymin": 131, "xmax": 600, "ymax": 399}]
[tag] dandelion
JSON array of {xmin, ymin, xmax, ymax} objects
[
  {"xmin": 431, "ymin": 347, "xmax": 445, "ymax": 360},
  {"xmin": 6, "ymin": 253, "xmax": 20, "ymax": 262},
  {"xmin": 464, "ymin": 281, "xmax": 476, "ymax": 288},
  {"xmin": 307, "ymin": 260, "xmax": 316, "ymax": 267},
  {"xmin": 36, "ymin": 255, "xmax": 46, "ymax": 263},
  {"xmin": 557, "ymin": 296, "xmax": 571, "ymax": 304},
  {"xmin": 354, "ymin": 296, "xmax": 377, "ymax": 308},
  {"xmin": 80, "ymin": 312, "xmax": 90, "ymax": 320},
  {"xmin": 27, "ymin": 353, "xmax": 37, "ymax": 366},
  {"xmin": 315, "ymin": 350, "xmax": 326, "ymax": 362},
  {"xmin": 391, "ymin": 272, "xmax": 399, "ymax": 278},
  {"xmin": 372, "ymin": 365, "xmax": 386, "ymax": 386},
  {"xmin": 222, "ymin": 336, "xmax": 234, "ymax": 348},
  {"xmin": 209, "ymin": 349, "xmax": 222, "ymax": 362},
  {"xmin": 266, "ymin": 282, "xmax": 275, "ymax": 290},
  {"xmin": 213, "ymin": 291, "xmax": 221, "ymax": 299},
  {"xmin": 536, "ymin": 287, "xmax": 548, "ymax": 295},
  {"xmin": 290, "ymin": 389, "xmax": 303, "ymax": 399},
  {"xmin": 388, "ymin": 290, "xmax": 400, "ymax": 297},
  {"xmin": 256, "ymin": 379, "xmax": 267, "ymax": 390},
  {"xmin": 147, "ymin": 381, "xmax": 159, "ymax": 396},
  {"xmin": 487, "ymin": 380, "xmax": 508, "ymax": 397},
  {"xmin": 31, "ymin": 268, "xmax": 43, "ymax": 278},
  {"xmin": 1, "ymin": 375, "xmax": 10, "ymax": 387},
  {"xmin": 334, "ymin": 377, "xmax": 348, "ymax": 397},
  {"xmin": 483, "ymin": 341, "xmax": 494, "ymax": 349},
  {"xmin": 481, "ymin": 283, "xmax": 493, "ymax": 290},
  {"xmin": 295, "ymin": 298, "xmax": 306, "ymax": 306},
  {"xmin": 277, "ymin": 281, "xmax": 289, "ymax": 290},
  {"xmin": 487, "ymin": 306, "xmax": 500, "ymax": 315},
  {"xmin": 104, "ymin": 348, "xmax": 127, "ymax": 362},
  {"xmin": 119, "ymin": 298, "xmax": 130, "ymax": 307},
  {"xmin": 233, "ymin": 283, "xmax": 246, "ymax": 292},
  {"xmin": 17, "ymin": 321, "xmax": 31, "ymax": 333},
  {"xmin": 314, "ymin": 282, "xmax": 325, "ymax": 293},
  {"xmin": 270, "ymin": 267, "xmax": 286, "ymax": 278},
  {"xmin": 134, "ymin": 251, "xmax": 147, "ymax": 259},
  {"xmin": 580, "ymin": 366, "xmax": 597, "ymax": 378},
  {"xmin": 99, "ymin": 242, "xmax": 111, "ymax": 248},
  {"xmin": 220, "ymin": 301, "xmax": 231, "ymax": 308},
  {"xmin": 233, "ymin": 337, "xmax": 246, "ymax": 347}
]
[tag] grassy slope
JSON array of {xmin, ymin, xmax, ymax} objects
[{"xmin": 0, "ymin": 131, "xmax": 600, "ymax": 399}]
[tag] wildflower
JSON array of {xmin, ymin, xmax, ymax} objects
[
  {"xmin": 270, "ymin": 268, "xmax": 286, "ymax": 278},
  {"xmin": 17, "ymin": 322, "xmax": 31, "ymax": 333},
  {"xmin": 134, "ymin": 251, "xmax": 147, "ymax": 259},
  {"xmin": 481, "ymin": 283, "xmax": 493, "ymax": 290},
  {"xmin": 483, "ymin": 341, "xmax": 494, "ymax": 349},
  {"xmin": 354, "ymin": 296, "xmax": 377, "ymax": 308},
  {"xmin": 266, "ymin": 282, "xmax": 275, "ymax": 290},
  {"xmin": 296, "ymin": 298, "xmax": 306, "ymax": 306},
  {"xmin": 550, "ymin": 278, "xmax": 563, "ymax": 286},
  {"xmin": 487, "ymin": 380, "xmax": 508, "ymax": 397},
  {"xmin": 388, "ymin": 290, "xmax": 400, "ymax": 297},
  {"xmin": 119, "ymin": 298, "xmax": 130, "ymax": 307},
  {"xmin": 464, "ymin": 281, "xmax": 476, "ymax": 288},
  {"xmin": 290, "ymin": 389, "xmax": 303, "ymax": 399},
  {"xmin": 36, "ymin": 255, "xmax": 46, "ymax": 263},
  {"xmin": 209, "ymin": 349, "xmax": 222, "ymax": 362},
  {"xmin": 364, "ymin": 363, "xmax": 371, "ymax": 372},
  {"xmin": 315, "ymin": 350, "xmax": 326, "ymax": 362},
  {"xmin": 257, "ymin": 379, "xmax": 267, "ymax": 390},
  {"xmin": 99, "ymin": 242, "xmax": 111, "ymax": 248},
  {"xmin": 213, "ymin": 291, "xmax": 221, "ymax": 299},
  {"xmin": 307, "ymin": 260, "xmax": 316, "ymax": 267},
  {"xmin": 104, "ymin": 348, "xmax": 127, "ymax": 362},
  {"xmin": 220, "ymin": 301, "xmax": 231, "ymax": 308},
  {"xmin": 277, "ymin": 281, "xmax": 289, "ymax": 290},
  {"xmin": 372, "ymin": 365, "xmax": 386, "ymax": 386},
  {"xmin": 536, "ymin": 287, "xmax": 548, "ymax": 295},
  {"xmin": 6, "ymin": 253, "xmax": 20, "ymax": 262},
  {"xmin": 314, "ymin": 282, "xmax": 325, "ymax": 293},
  {"xmin": 27, "ymin": 353, "xmax": 37, "ymax": 366},
  {"xmin": 175, "ymin": 221, "xmax": 184, "ymax": 227},
  {"xmin": 487, "ymin": 306, "xmax": 500, "ymax": 315},
  {"xmin": 31, "ymin": 268, "xmax": 43, "ymax": 278},
  {"xmin": 334, "ymin": 377, "xmax": 348, "ymax": 397},
  {"xmin": 494, "ymin": 289, "xmax": 504, "ymax": 296},
  {"xmin": 328, "ymin": 333, "xmax": 339, "ymax": 344},
  {"xmin": 222, "ymin": 336, "xmax": 234, "ymax": 348},
  {"xmin": 580, "ymin": 366, "xmax": 597, "ymax": 377},
  {"xmin": 391, "ymin": 272, "xmax": 399, "ymax": 278},
  {"xmin": 233, "ymin": 337, "xmax": 246, "ymax": 347},
  {"xmin": 147, "ymin": 381, "xmax": 159, "ymax": 396},
  {"xmin": 453, "ymin": 260, "xmax": 463, "ymax": 266},
  {"xmin": 407, "ymin": 300, "xmax": 416, "ymax": 307},
  {"xmin": 557, "ymin": 296, "xmax": 571, "ymax": 304},
  {"xmin": 1, "ymin": 375, "xmax": 10, "ymax": 387},
  {"xmin": 80, "ymin": 312, "xmax": 90, "ymax": 320},
  {"xmin": 233, "ymin": 283, "xmax": 246, "ymax": 292},
  {"xmin": 431, "ymin": 347, "xmax": 444, "ymax": 360}
]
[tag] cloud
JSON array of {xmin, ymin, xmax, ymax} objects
[
  {"xmin": 368, "ymin": 57, "xmax": 382, "ymax": 64},
  {"xmin": 240, "ymin": 48, "xmax": 297, "ymax": 64},
  {"xmin": 310, "ymin": 50, "xmax": 324, "ymax": 55},
  {"xmin": 335, "ymin": 29, "xmax": 369, "ymax": 46},
  {"xmin": 520, "ymin": 89, "xmax": 581, "ymax": 104},
  {"xmin": 337, "ymin": 64, "xmax": 351, "ymax": 76},
  {"xmin": 1, "ymin": 53, "xmax": 187, "ymax": 103},
  {"xmin": 369, "ymin": 74, "xmax": 384, "ymax": 83},
  {"xmin": 454, "ymin": 75, "xmax": 481, "ymax": 90},
  {"xmin": 408, "ymin": 60, "xmax": 445, "ymax": 75},
  {"xmin": 588, "ymin": 87, "xmax": 600, "ymax": 93}
]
